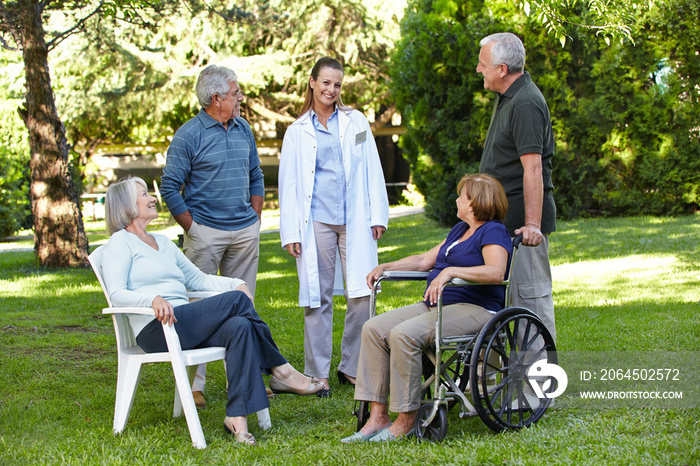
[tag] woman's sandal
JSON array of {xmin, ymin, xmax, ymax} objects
[{"xmin": 224, "ymin": 417, "xmax": 257, "ymax": 446}]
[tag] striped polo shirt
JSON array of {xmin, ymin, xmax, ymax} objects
[{"xmin": 161, "ymin": 109, "xmax": 264, "ymax": 231}]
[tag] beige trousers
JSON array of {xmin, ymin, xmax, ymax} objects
[
  {"xmin": 511, "ymin": 234, "xmax": 556, "ymax": 342},
  {"xmin": 184, "ymin": 219, "xmax": 261, "ymax": 392},
  {"xmin": 183, "ymin": 219, "xmax": 261, "ymax": 296},
  {"xmin": 354, "ymin": 301, "xmax": 493, "ymax": 412}
]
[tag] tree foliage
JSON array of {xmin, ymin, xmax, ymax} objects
[
  {"xmin": 391, "ymin": 0, "xmax": 492, "ymax": 225},
  {"xmin": 47, "ymin": 0, "xmax": 402, "ymax": 151},
  {"xmin": 515, "ymin": 0, "xmax": 655, "ymax": 46},
  {"xmin": 0, "ymin": 0, "xmax": 402, "ymax": 242},
  {"xmin": 392, "ymin": 0, "xmax": 700, "ymax": 226}
]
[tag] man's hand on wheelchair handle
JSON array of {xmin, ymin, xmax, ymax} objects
[{"xmin": 514, "ymin": 224, "xmax": 543, "ymax": 247}]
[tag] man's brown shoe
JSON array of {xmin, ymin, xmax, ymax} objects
[{"xmin": 192, "ymin": 390, "xmax": 206, "ymax": 409}]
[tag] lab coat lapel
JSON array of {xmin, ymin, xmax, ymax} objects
[
  {"xmin": 300, "ymin": 112, "xmax": 315, "ymax": 138},
  {"xmin": 338, "ymin": 109, "xmax": 353, "ymax": 174}
]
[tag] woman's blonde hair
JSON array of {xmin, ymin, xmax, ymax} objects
[
  {"xmin": 457, "ymin": 173, "xmax": 508, "ymax": 222},
  {"xmin": 298, "ymin": 57, "xmax": 349, "ymax": 117},
  {"xmin": 105, "ymin": 176, "xmax": 148, "ymax": 235}
]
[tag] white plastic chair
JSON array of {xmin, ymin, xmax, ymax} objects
[{"xmin": 89, "ymin": 245, "xmax": 271, "ymax": 449}]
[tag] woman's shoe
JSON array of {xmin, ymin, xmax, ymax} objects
[
  {"xmin": 223, "ymin": 418, "xmax": 256, "ymax": 446},
  {"xmin": 369, "ymin": 427, "xmax": 415, "ymax": 442},
  {"xmin": 316, "ymin": 387, "xmax": 331, "ymax": 398},
  {"xmin": 337, "ymin": 370, "xmax": 356, "ymax": 386},
  {"xmin": 340, "ymin": 424, "xmax": 392, "ymax": 443},
  {"xmin": 269, "ymin": 376, "xmax": 324, "ymax": 396}
]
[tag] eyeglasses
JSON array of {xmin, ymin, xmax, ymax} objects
[{"xmin": 221, "ymin": 89, "xmax": 243, "ymax": 98}]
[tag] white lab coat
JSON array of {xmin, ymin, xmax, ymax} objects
[{"xmin": 279, "ymin": 108, "xmax": 389, "ymax": 308}]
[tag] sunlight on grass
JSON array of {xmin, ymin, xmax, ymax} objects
[
  {"xmin": 1, "ymin": 213, "xmax": 698, "ymax": 464},
  {"xmin": 556, "ymin": 254, "xmax": 678, "ymax": 276},
  {"xmin": 266, "ymin": 255, "xmax": 287, "ymax": 265},
  {"xmin": 0, "ymin": 238, "xmax": 33, "ymax": 251},
  {"xmin": 554, "ymin": 254, "xmax": 699, "ymax": 306},
  {"xmin": 257, "ymin": 271, "xmax": 290, "ymax": 280}
]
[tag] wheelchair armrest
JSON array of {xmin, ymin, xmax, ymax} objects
[
  {"xmin": 448, "ymin": 278, "xmax": 509, "ymax": 286},
  {"xmin": 449, "ymin": 278, "xmax": 481, "ymax": 286},
  {"xmin": 102, "ymin": 306, "xmax": 155, "ymax": 316},
  {"xmin": 381, "ymin": 271, "xmax": 430, "ymax": 281}
]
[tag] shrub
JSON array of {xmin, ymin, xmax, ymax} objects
[
  {"xmin": 0, "ymin": 100, "xmax": 31, "ymax": 237},
  {"xmin": 391, "ymin": 0, "xmax": 492, "ymax": 226},
  {"xmin": 392, "ymin": 0, "xmax": 700, "ymax": 225}
]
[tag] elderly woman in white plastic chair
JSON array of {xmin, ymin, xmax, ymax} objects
[{"xmin": 101, "ymin": 176, "xmax": 323, "ymax": 446}]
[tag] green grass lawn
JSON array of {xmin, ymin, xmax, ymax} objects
[{"xmin": 1, "ymin": 214, "xmax": 698, "ymax": 465}]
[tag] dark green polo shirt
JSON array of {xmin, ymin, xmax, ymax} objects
[{"xmin": 479, "ymin": 72, "xmax": 556, "ymax": 235}]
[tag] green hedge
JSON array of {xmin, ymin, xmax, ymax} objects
[{"xmin": 392, "ymin": 0, "xmax": 700, "ymax": 226}]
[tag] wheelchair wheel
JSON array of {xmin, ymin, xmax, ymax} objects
[
  {"xmin": 470, "ymin": 307, "xmax": 557, "ymax": 432},
  {"xmin": 415, "ymin": 403, "xmax": 448, "ymax": 442},
  {"xmin": 353, "ymin": 400, "xmax": 370, "ymax": 431}
]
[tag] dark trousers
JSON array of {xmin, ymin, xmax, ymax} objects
[{"xmin": 136, "ymin": 290, "xmax": 287, "ymax": 417}]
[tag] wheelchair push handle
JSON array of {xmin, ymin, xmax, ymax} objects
[{"xmin": 513, "ymin": 234, "xmax": 523, "ymax": 249}]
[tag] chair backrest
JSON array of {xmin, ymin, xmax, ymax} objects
[
  {"xmin": 89, "ymin": 245, "xmax": 140, "ymax": 352},
  {"xmin": 88, "ymin": 245, "xmax": 112, "ymax": 307}
]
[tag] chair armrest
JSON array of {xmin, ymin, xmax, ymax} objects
[
  {"xmin": 186, "ymin": 291, "xmax": 222, "ymax": 300},
  {"xmin": 101, "ymin": 306, "xmax": 184, "ymax": 353},
  {"xmin": 102, "ymin": 307, "xmax": 155, "ymax": 316},
  {"xmin": 381, "ymin": 271, "xmax": 430, "ymax": 280}
]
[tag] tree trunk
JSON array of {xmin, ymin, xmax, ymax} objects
[{"xmin": 20, "ymin": 0, "xmax": 89, "ymax": 267}]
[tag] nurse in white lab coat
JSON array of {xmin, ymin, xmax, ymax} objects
[{"xmin": 279, "ymin": 57, "xmax": 390, "ymax": 396}]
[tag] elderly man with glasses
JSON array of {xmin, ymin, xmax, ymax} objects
[{"xmin": 160, "ymin": 65, "xmax": 264, "ymax": 408}]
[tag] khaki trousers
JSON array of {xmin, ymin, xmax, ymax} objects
[
  {"xmin": 184, "ymin": 219, "xmax": 261, "ymax": 392},
  {"xmin": 183, "ymin": 219, "xmax": 261, "ymax": 296},
  {"xmin": 354, "ymin": 301, "xmax": 492, "ymax": 413},
  {"xmin": 511, "ymin": 234, "xmax": 556, "ymax": 342}
]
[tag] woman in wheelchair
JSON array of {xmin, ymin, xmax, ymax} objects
[
  {"xmin": 341, "ymin": 173, "xmax": 513, "ymax": 443},
  {"xmin": 102, "ymin": 177, "xmax": 323, "ymax": 446}
]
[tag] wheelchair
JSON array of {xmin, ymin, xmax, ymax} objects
[{"xmin": 353, "ymin": 235, "xmax": 557, "ymax": 441}]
